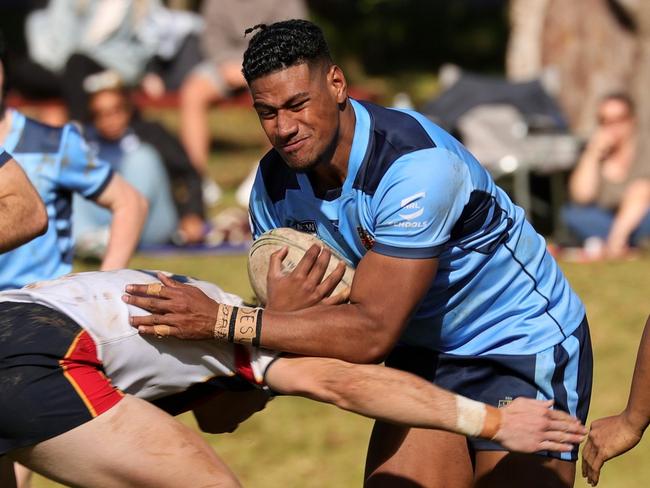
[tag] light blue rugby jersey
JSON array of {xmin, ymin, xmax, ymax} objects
[
  {"xmin": 249, "ymin": 99, "xmax": 585, "ymax": 356},
  {"xmin": 0, "ymin": 110, "xmax": 113, "ymax": 290}
]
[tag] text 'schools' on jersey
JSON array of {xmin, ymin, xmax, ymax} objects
[
  {"xmin": 249, "ymin": 99, "xmax": 585, "ymax": 357},
  {"xmin": 0, "ymin": 111, "xmax": 114, "ymax": 290}
]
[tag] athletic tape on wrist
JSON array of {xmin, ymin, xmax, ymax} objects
[
  {"xmin": 213, "ymin": 304, "xmax": 263, "ymax": 346},
  {"xmin": 454, "ymin": 395, "xmax": 501, "ymax": 440}
]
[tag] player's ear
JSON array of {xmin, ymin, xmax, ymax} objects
[{"xmin": 326, "ymin": 64, "xmax": 347, "ymax": 105}]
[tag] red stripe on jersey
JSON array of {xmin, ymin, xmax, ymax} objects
[
  {"xmin": 234, "ymin": 344, "xmax": 257, "ymax": 385},
  {"xmin": 60, "ymin": 331, "xmax": 123, "ymax": 417}
]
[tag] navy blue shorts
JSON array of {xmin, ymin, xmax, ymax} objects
[
  {"xmin": 386, "ymin": 317, "xmax": 593, "ymax": 461},
  {"xmin": 0, "ymin": 302, "xmax": 124, "ymax": 456}
]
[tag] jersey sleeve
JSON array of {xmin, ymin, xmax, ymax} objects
[
  {"xmin": 370, "ymin": 148, "xmax": 472, "ymax": 259},
  {"xmin": 57, "ymin": 124, "xmax": 114, "ymax": 199},
  {"xmin": 248, "ymin": 167, "xmax": 282, "ymax": 239}
]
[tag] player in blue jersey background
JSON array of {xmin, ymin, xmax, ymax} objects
[
  {"xmin": 127, "ymin": 20, "xmax": 591, "ymax": 488},
  {"xmin": 0, "ymin": 39, "xmax": 147, "ymax": 290}
]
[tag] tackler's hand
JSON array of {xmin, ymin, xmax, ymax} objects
[
  {"xmin": 493, "ymin": 398, "xmax": 587, "ymax": 454},
  {"xmin": 123, "ymin": 272, "xmax": 219, "ymax": 340}
]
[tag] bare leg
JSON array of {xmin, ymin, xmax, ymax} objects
[
  {"xmin": 474, "ymin": 451, "xmax": 575, "ymax": 488},
  {"xmin": 364, "ymin": 422, "xmax": 473, "ymax": 488},
  {"xmin": 8, "ymin": 395, "xmax": 240, "ymax": 488},
  {"xmin": 179, "ymin": 73, "xmax": 222, "ymax": 175}
]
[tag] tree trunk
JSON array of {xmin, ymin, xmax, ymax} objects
[{"xmin": 632, "ymin": 2, "xmax": 650, "ymax": 171}]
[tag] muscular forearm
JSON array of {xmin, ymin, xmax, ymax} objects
[
  {"xmin": 0, "ymin": 195, "xmax": 47, "ymax": 252},
  {"xmin": 266, "ymin": 357, "xmax": 496, "ymax": 437},
  {"xmin": 261, "ymin": 303, "xmax": 394, "ymax": 363},
  {"xmin": 623, "ymin": 316, "xmax": 650, "ymax": 433}
]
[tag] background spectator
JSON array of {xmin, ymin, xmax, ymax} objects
[
  {"xmin": 178, "ymin": 0, "xmax": 307, "ymax": 205},
  {"xmin": 563, "ymin": 93, "xmax": 650, "ymax": 258},
  {"xmin": 24, "ymin": 0, "xmax": 160, "ymax": 122},
  {"xmin": 74, "ymin": 76, "xmax": 180, "ymax": 253}
]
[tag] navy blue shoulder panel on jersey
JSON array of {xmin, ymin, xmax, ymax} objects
[
  {"xmin": 13, "ymin": 118, "xmax": 64, "ymax": 155},
  {"xmin": 353, "ymin": 101, "xmax": 436, "ymax": 195},
  {"xmin": 259, "ymin": 149, "xmax": 300, "ymax": 204},
  {"xmin": 0, "ymin": 151, "xmax": 11, "ymax": 168}
]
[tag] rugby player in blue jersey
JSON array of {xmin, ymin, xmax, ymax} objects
[
  {"xmin": 0, "ymin": 39, "xmax": 147, "ymax": 290},
  {"xmin": 127, "ymin": 20, "xmax": 592, "ymax": 487}
]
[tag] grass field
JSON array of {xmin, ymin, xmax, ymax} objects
[{"xmin": 29, "ymin": 106, "xmax": 650, "ymax": 487}]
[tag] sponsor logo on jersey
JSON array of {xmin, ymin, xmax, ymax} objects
[
  {"xmin": 291, "ymin": 220, "xmax": 317, "ymax": 234},
  {"xmin": 357, "ymin": 227, "xmax": 375, "ymax": 250},
  {"xmin": 398, "ymin": 191, "xmax": 426, "ymax": 221}
]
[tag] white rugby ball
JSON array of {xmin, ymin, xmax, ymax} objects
[{"xmin": 248, "ymin": 227, "xmax": 355, "ymax": 305}]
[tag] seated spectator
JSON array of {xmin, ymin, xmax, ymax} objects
[
  {"xmin": 562, "ymin": 93, "xmax": 650, "ymax": 259},
  {"xmin": 178, "ymin": 0, "xmax": 307, "ymax": 205},
  {"xmin": 24, "ymin": 0, "xmax": 159, "ymax": 122},
  {"xmin": 73, "ymin": 76, "xmax": 180, "ymax": 253}
]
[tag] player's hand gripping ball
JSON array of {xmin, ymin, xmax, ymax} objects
[{"xmin": 248, "ymin": 228, "xmax": 355, "ymax": 306}]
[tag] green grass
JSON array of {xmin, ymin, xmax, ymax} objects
[{"xmin": 30, "ymin": 105, "xmax": 650, "ymax": 487}]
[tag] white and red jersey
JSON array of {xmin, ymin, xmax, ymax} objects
[{"xmin": 0, "ymin": 269, "xmax": 277, "ymax": 401}]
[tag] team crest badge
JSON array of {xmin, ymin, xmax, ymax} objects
[{"xmin": 357, "ymin": 227, "xmax": 375, "ymax": 250}]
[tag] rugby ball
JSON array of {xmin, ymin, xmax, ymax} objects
[{"xmin": 248, "ymin": 228, "xmax": 355, "ymax": 305}]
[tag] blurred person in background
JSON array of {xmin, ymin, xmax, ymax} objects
[
  {"xmin": 0, "ymin": 36, "xmax": 146, "ymax": 292},
  {"xmin": 563, "ymin": 93, "xmax": 650, "ymax": 259},
  {"xmin": 24, "ymin": 0, "xmax": 160, "ymax": 122},
  {"xmin": 178, "ymin": 0, "xmax": 307, "ymax": 206},
  {"xmin": 0, "ymin": 151, "xmax": 47, "ymax": 252},
  {"xmin": 74, "ymin": 73, "xmax": 191, "ymax": 253}
]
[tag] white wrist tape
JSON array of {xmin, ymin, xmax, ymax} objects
[{"xmin": 455, "ymin": 395, "xmax": 487, "ymax": 438}]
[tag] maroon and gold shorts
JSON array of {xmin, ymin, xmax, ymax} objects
[{"xmin": 0, "ymin": 301, "xmax": 123, "ymax": 456}]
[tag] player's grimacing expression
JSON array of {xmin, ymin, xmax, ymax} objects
[{"xmin": 250, "ymin": 61, "xmax": 347, "ymax": 171}]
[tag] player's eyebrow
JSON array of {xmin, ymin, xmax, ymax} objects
[{"xmin": 254, "ymin": 92, "xmax": 310, "ymax": 111}]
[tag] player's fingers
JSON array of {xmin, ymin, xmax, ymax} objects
[
  {"xmin": 122, "ymin": 294, "xmax": 173, "ymax": 313},
  {"xmin": 542, "ymin": 430, "xmax": 585, "ymax": 445},
  {"xmin": 316, "ymin": 261, "xmax": 345, "ymax": 296},
  {"xmin": 305, "ymin": 248, "xmax": 331, "ymax": 287},
  {"xmin": 269, "ymin": 247, "xmax": 289, "ymax": 278},
  {"xmin": 537, "ymin": 440, "xmax": 573, "ymax": 452},
  {"xmin": 321, "ymin": 286, "xmax": 351, "ymax": 305},
  {"xmin": 137, "ymin": 324, "xmax": 180, "ymax": 338},
  {"xmin": 158, "ymin": 272, "xmax": 183, "ymax": 288},
  {"xmin": 125, "ymin": 283, "xmax": 160, "ymax": 296},
  {"xmin": 129, "ymin": 313, "xmax": 169, "ymax": 327},
  {"xmin": 293, "ymin": 244, "xmax": 321, "ymax": 277},
  {"xmin": 547, "ymin": 418, "xmax": 587, "ymax": 435}
]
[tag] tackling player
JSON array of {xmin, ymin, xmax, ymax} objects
[
  {"xmin": 126, "ymin": 20, "xmax": 592, "ymax": 487},
  {"xmin": 0, "ymin": 270, "xmax": 586, "ymax": 488},
  {"xmin": 0, "ymin": 38, "xmax": 147, "ymax": 290},
  {"xmin": 582, "ymin": 315, "xmax": 650, "ymax": 485}
]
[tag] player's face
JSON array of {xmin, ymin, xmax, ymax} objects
[
  {"xmin": 89, "ymin": 90, "xmax": 132, "ymax": 141},
  {"xmin": 250, "ymin": 62, "xmax": 347, "ymax": 172}
]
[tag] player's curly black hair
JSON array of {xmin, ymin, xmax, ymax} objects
[{"xmin": 242, "ymin": 19, "xmax": 332, "ymax": 83}]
